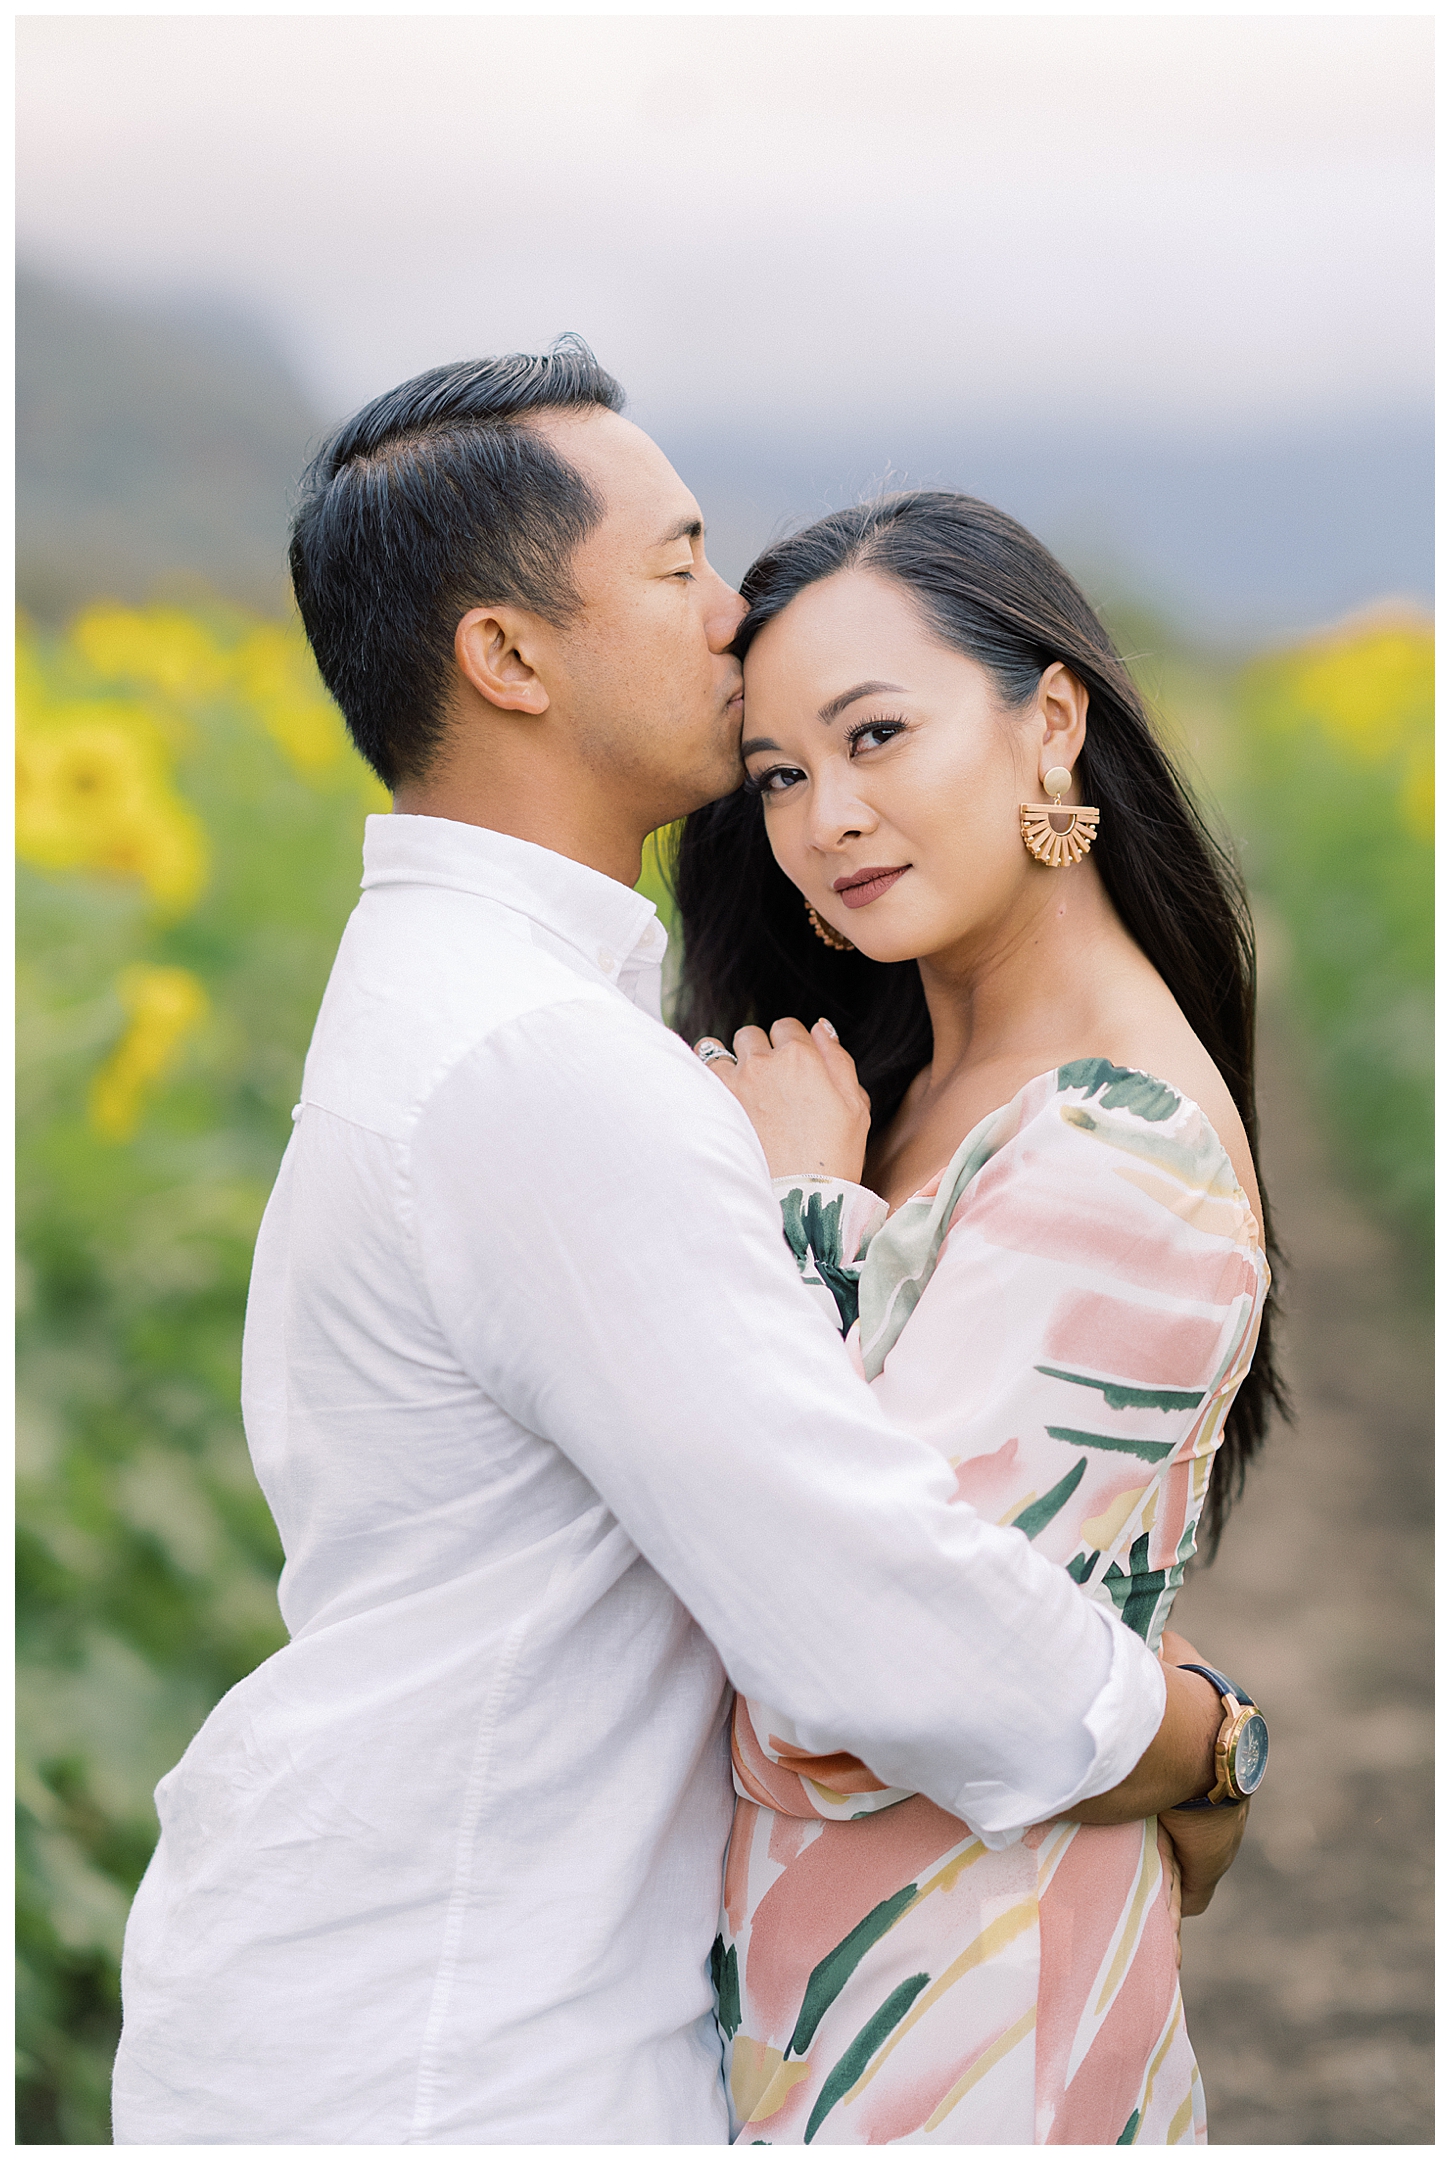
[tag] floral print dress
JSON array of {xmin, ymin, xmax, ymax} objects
[{"xmin": 717, "ymin": 1061, "xmax": 1268, "ymax": 2146}]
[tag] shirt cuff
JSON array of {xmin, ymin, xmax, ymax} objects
[
  {"xmin": 1070, "ymin": 1598, "xmax": 1170, "ymax": 1802},
  {"xmin": 770, "ymin": 1175, "xmax": 888, "ymax": 1264},
  {"xmin": 946, "ymin": 1603, "xmax": 1167, "ymax": 1851}
]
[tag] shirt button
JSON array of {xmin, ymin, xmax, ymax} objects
[
  {"xmin": 291, "ymin": 1104, "xmax": 303, "ymax": 1123},
  {"xmin": 597, "ymin": 945, "xmax": 616, "ymax": 973}
]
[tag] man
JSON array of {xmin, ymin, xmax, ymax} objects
[{"xmin": 112, "ymin": 341, "xmax": 1236, "ymax": 2143}]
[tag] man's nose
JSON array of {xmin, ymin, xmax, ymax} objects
[{"xmin": 703, "ymin": 562, "xmax": 748, "ymax": 653}]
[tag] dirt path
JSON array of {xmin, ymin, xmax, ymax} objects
[{"xmin": 1173, "ymin": 1006, "xmax": 1433, "ymax": 2144}]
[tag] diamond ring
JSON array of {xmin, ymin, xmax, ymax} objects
[{"xmin": 693, "ymin": 1038, "xmax": 739, "ymax": 1068}]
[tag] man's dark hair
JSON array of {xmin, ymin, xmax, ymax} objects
[{"xmin": 288, "ymin": 336, "xmax": 626, "ymax": 787}]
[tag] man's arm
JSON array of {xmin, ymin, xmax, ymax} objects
[
  {"xmin": 1066, "ymin": 1659, "xmax": 1221, "ymax": 1822},
  {"xmin": 408, "ymin": 996, "xmax": 1184, "ymax": 1844}
]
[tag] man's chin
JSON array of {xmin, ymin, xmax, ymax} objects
[
  {"xmin": 646, "ymin": 719, "xmax": 747, "ymax": 827},
  {"xmin": 673, "ymin": 743, "xmax": 747, "ymax": 818},
  {"xmin": 701, "ymin": 748, "xmax": 747, "ymax": 808}
]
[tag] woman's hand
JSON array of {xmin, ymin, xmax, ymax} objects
[
  {"xmin": 1158, "ymin": 1794, "xmax": 1249, "ymax": 1918},
  {"xmin": 694, "ymin": 1017, "xmax": 871, "ymax": 1183}
]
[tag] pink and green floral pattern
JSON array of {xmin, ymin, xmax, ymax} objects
[{"xmin": 718, "ymin": 1062, "xmax": 1268, "ymax": 2145}]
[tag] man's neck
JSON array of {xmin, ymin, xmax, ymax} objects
[{"xmin": 390, "ymin": 775, "xmax": 648, "ymax": 889}]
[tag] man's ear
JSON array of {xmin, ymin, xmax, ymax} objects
[{"xmin": 455, "ymin": 607, "xmax": 551, "ymax": 716}]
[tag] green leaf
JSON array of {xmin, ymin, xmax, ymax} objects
[
  {"xmin": 711, "ymin": 1934, "xmax": 741, "ymax": 2041},
  {"xmin": 1046, "ymin": 1426, "xmax": 1175, "ymax": 1464},
  {"xmin": 786, "ymin": 1884, "xmax": 919, "ymax": 2059},
  {"xmin": 1056, "ymin": 1060, "xmax": 1181, "ymax": 1122},
  {"xmin": 803, "ymin": 1971, "xmax": 932, "ymax": 2143},
  {"xmin": 1010, "ymin": 1456, "xmax": 1087, "ymax": 1541},
  {"xmin": 1035, "ymin": 1365, "xmax": 1204, "ymax": 1413}
]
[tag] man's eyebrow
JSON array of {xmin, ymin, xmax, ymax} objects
[
  {"xmin": 654, "ymin": 515, "xmax": 704, "ymax": 549},
  {"xmin": 818, "ymin": 681, "xmax": 906, "ymax": 724}
]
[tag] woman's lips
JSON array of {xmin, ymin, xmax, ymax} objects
[{"xmin": 832, "ymin": 865, "xmax": 910, "ymax": 910}]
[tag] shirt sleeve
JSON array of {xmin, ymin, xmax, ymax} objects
[
  {"xmin": 736, "ymin": 1173, "xmax": 913, "ymax": 1820},
  {"xmin": 404, "ymin": 995, "xmax": 1166, "ymax": 1845}
]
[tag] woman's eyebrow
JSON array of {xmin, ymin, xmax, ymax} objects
[
  {"xmin": 818, "ymin": 680, "xmax": 906, "ymax": 724},
  {"xmin": 740, "ymin": 737, "xmax": 780, "ymax": 757}
]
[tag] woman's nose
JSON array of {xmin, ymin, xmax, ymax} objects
[{"xmin": 807, "ymin": 766, "xmax": 874, "ymax": 848}]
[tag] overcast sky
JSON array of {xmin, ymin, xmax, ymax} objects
[{"xmin": 17, "ymin": 13, "xmax": 1433, "ymax": 442}]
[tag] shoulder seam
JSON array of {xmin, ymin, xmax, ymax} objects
[{"xmin": 302, "ymin": 986, "xmax": 628, "ymax": 1140}]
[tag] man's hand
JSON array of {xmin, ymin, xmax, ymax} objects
[
  {"xmin": 1048, "ymin": 1622, "xmax": 1251, "ymax": 1929},
  {"xmin": 694, "ymin": 1016, "xmax": 871, "ymax": 1183},
  {"xmin": 1154, "ymin": 1624, "xmax": 1249, "ymax": 1917}
]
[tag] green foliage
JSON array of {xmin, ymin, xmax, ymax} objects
[
  {"xmin": 14, "ymin": 595, "xmax": 1431, "ymax": 2141},
  {"xmin": 1232, "ymin": 616, "xmax": 1433, "ymax": 1251},
  {"xmin": 16, "ymin": 604, "xmax": 384, "ymax": 2142},
  {"xmin": 1117, "ymin": 604, "xmax": 1432, "ymax": 1260}
]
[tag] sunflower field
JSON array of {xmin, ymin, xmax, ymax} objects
[
  {"xmin": 16, "ymin": 603, "xmax": 387, "ymax": 2141},
  {"xmin": 14, "ymin": 597, "xmax": 1431, "ymax": 2140},
  {"xmin": 1231, "ymin": 612, "xmax": 1433, "ymax": 1251}
]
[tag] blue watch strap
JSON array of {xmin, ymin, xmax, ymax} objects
[
  {"xmin": 1173, "ymin": 1663, "xmax": 1261, "ymax": 1808},
  {"xmin": 1176, "ymin": 1661, "xmax": 1254, "ymax": 1710}
]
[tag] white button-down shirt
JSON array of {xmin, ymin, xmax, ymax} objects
[{"xmin": 112, "ymin": 814, "xmax": 1165, "ymax": 2145}]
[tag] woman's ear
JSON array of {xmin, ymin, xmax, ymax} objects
[
  {"xmin": 1036, "ymin": 662, "xmax": 1089, "ymax": 781},
  {"xmin": 455, "ymin": 606, "xmax": 551, "ymax": 716}
]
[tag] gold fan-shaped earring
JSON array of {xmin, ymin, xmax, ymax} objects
[
  {"xmin": 1020, "ymin": 765, "xmax": 1101, "ymax": 868},
  {"xmin": 805, "ymin": 901, "xmax": 855, "ymax": 951}
]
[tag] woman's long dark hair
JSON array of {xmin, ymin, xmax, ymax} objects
[{"xmin": 674, "ymin": 491, "xmax": 1287, "ymax": 1551}]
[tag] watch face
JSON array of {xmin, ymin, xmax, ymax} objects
[{"xmin": 1229, "ymin": 1711, "xmax": 1269, "ymax": 1796}]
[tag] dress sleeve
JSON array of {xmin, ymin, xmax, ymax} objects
[
  {"xmin": 859, "ymin": 1063, "xmax": 1268, "ymax": 1654},
  {"xmin": 408, "ymin": 1009, "xmax": 1168, "ymax": 1846},
  {"xmin": 732, "ymin": 1174, "xmax": 911, "ymax": 1818},
  {"xmin": 771, "ymin": 1173, "xmax": 888, "ymax": 1335}
]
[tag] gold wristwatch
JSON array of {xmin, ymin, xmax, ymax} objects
[{"xmin": 1174, "ymin": 1663, "xmax": 1269, "ymax": 1809}]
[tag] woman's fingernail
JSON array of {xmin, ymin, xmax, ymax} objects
[{"xmin": 816, "ymin": 1017, "xmax": 838, "ymax": 1040}]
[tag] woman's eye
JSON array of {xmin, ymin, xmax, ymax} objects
[
  {"xmin": 746, "ymin": 765, "xmax": 805, "ymax": 797},
  {"xmin": 847, "ymin": 717, "xmax": 906, "ymax": 755}
]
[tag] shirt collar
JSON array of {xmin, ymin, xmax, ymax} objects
[{"xmin": 360, "ymin": 814, "xmax": 669, "ymax": 985}]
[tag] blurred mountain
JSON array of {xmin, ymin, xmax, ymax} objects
[
  {"xmin": 17, "ymin": 267, "xmax": 320, "ymax": 620},
  {"xmin": 17, "ymin": 265, "xmax": 1432, "ymax": 647},
  {"xmin": 654, "ymin": 417, "xmax": 1434, "ymax": 651}
]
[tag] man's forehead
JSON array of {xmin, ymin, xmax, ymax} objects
[{"xmin": 530, "ymin": 407, "xmax": 699, "ymax": 538}]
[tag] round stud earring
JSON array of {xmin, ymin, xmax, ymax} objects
[{"xmin": 1020, "ymin": 765, "xmax": 1101, "ymax": 868}]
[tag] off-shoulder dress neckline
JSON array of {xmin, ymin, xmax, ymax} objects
[{"xmin": 874, "ymin": 1058, "xmax": 1261, "ymax": 1245}]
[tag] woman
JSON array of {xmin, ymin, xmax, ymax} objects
[{"xmin": 675, "ymin": 493, "xmax": 1282, "ymax": 2146}]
